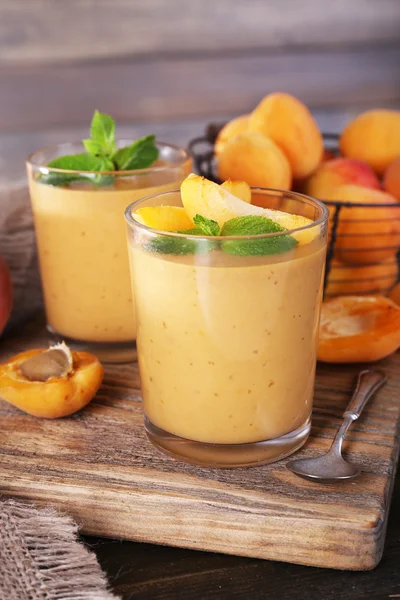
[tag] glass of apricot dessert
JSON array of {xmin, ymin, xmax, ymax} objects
[
  {"xmin": 125, "ymin": 174, "xmax": 329, "ymax": 467},
  {"xmin": 26, "ymin": 112, "xmax": 191, "ymax": 362}
]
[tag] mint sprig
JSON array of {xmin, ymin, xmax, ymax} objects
[
  {"xmin": 144, "ymin": 214, "xmax": 297, "ymax": 257},
  {"xmin": 41, "ymin": 111, "xmax": 159, "ymax": 187},
  {"xmin": 220, "ymin": 216, "xmax": 297, "ymax": 256}
]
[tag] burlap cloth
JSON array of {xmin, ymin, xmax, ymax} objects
[{"xmin": 0, "ymin": 499, "xmax": 120, "ymax": 600}]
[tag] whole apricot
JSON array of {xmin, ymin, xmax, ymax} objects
[
  {"xmin": 340, "ymin": 110, "xmax": 400, "ymax": 175},
  {"xmin": 325, "ymin": 258, "xmax": 398, "ymax": 297},
  {"xmin": 383, "ymin": 156, "xmax": 400, "ymax": 201},
  {"xmin": 214, "ymin": 115, "xmax": 250, "ymax": 156},
  {"xmin": 249, "ymin": 92, "xmax": 323, "ymax": 179},
  {"xmin": 324, "ymin": 184, "xmax": 400, "ymax": 265},
  {"xmin": 305, "ymin": 158, "xmax": 380, "ymax": 200},
  {"xmin": 217, "ymin": 132, "xmax": 292, "ymax": 190}
]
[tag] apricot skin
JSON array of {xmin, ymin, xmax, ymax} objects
[
  {"xmin": 217, "ymin": 132, "xmax": 292, "ymax": 190},
  {"xmin": 304, "ymin": 158, "xmax": 380, "ymax": 200},
  {"xmin": 249, "ymin": 92, "xmax": 323, "ymax": 179},
  {"xmin": 383, "ymin": 156, "xmax": 400, "ymax": 201},
  {"xmin": 340, "ymin": 110, "xmax": 400, "ymax": 175},
  {"xmin": 0, "ymin": 349, "xmax": 103, "ymax": 418},
  {"xmin": 214, "ymin": 115, "xmax": 250, "ymax": 156},
  {"xmin": 324, "ymin": 184, "xmax": 400, "ymax": 265}
]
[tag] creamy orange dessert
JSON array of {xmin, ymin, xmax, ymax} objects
[
  {"xmin": 127, "ymin": 175, "xmax": 327, "ymax": 446},
  {"xmin": 27, "ymin": 111, "xmax": 190, "ymax": 344}
]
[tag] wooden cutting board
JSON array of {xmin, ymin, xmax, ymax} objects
[{"xmin": 0, "ymin": 314, "xmax": 399, "ymax": 571}]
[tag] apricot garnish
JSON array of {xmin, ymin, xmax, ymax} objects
[
  {"xmin": 133, "ymin": 206, "xmax": 193, "ymax": 232},
  {"xmin": 318, "ymin": 295, "xmax": 400, "ymax": 363},
  {"xmin": 221, "ymin": 180, "xmax": 251, "ymax": 204},
  {"xmin": 180, "ymin": 173, "xmax": 316, "ymax": 245},
  {"xmin": 0, "ymin": 344, "xmax": 104, "ymax": 418}
]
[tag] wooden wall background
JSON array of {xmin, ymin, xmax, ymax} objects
[{"xmin": 0, "ymin": 0, "xmax": 399, "ymax": 180}]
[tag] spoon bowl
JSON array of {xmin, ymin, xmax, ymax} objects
[{"xmin": 286, "ymin": 370, "xmax": 386, "ymax": 483}]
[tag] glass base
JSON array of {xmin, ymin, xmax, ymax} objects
[
  {"xmin": 144, "ymin": 416, "xmax": 311, "ymax": 468},
  {"xmin": 47, "ymin": 325, "xmax": 136, "ymax": 363}
]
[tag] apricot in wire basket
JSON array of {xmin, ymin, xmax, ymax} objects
[{"xmin": 0, "ymin": 342, "xmax": 103, "ymax": 418}]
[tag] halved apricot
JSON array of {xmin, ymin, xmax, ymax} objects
[
  {"xmin": 318, "ymin": 295, "xmax": 400, "ymax": 363},
  {"xmin": 0, "ymin": 344, "xmax": 104, "ymax": 418}
]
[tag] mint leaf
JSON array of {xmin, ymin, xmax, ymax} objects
[
  {"xmin": 144, "ymin": 236, "xmax": 214, "ymax": 255},
  {"xmin": 42, "ymin": 154, "xmax": 115, "ymax": 187},
  {"xmin": 113, "ymin": 135, "xmax": 159, "ymax": 171},
  {"xmin": 90, "ymin": 110, "xmax": 116, "ymax": 156},
  {"xmin": 47, "ymin": 153, "xmax": 105, "ymax": 171},
  {"xmin": 83, "ymin": 139, "xmax": 106, "ymax": 157},
  {"xmin": 193, "ymin": 214, "xmax": 220, "ymax": 236},
  {"xmin": 220, "ymin": 215, "xmax": 297, "ymax": 256},
  {"xmin": 220, "ymin": 215, "xmax": 284, "ymax": 237}
]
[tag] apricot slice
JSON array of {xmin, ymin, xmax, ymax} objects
[
  {"xmin": 0, "ymin": 343, "xmax": 104, "ymax": 418},
  {"xmin": 217, "ymin": 132, "xmax": 292, "ymax": 190},
  {"xmin": 340, "ymin": 109, "xmax": 400, "ymax": 175},
  {"xmin": 318, "ymin": 295, "xmax": 400, "ymax": 363},
  {"xmin": 180, "ymin": 173, "xmax": 316, "ymax": 244},
  {"xmin": 325, "ymin": 259, "xmax": 399, "ymax": 297},
  {"xmin": 249, "ymin": 92, "xmax": 323, "ymax": 179},
  {"xmin": 134, "ymin": 205, "xmax": 192, "ymax": 232},
  {"xmin": 214, "ymin": 114, "xmax": 250, "ymax": 156},
  {"xmin": 221, "ymin": 180, "xmax": 251, "ymax": 203}
]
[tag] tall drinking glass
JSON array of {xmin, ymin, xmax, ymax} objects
[
  {"xmin": 27, "ymin": 141, "xmax": 191, "ymax": 362},
  {"xmin": 125, "ymin": 189, "xmax": 329, "ymax": 466}
]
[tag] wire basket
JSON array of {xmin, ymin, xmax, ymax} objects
[{"xmin": 188, "ymin": 126, "xmax": 400, "ymax": 298}]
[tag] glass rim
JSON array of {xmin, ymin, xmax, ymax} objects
[
  {"xmin": 125, "ymin": 187, "xmax": 329, "ymax": 241},
  {"xmin": 26, "ymin": 140, "xmax": 190, "ymax": 176}
]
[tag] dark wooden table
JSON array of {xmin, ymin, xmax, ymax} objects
[{"xmin": 85, "ymin": 469, "xmax": 400, "ymax": 599}]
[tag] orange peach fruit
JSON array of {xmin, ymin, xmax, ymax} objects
[
  {"xmin": 325, "ymin": 258, "xmax": 398, "ymax": 297},
  {"xmin": 304, "ymin": 158, "xmax": 380, "ymax": 200},
  {"xmin": 388, "ymin": 282, "xmax": 400, "ymax": 306},
  {"xmin": 217, "ymin": 132, "xmax": 292, "ymax": 190},
  {"xmin": 324, "ymin": 184, "xmax": 400, "ymax": 265},
  {"xmin": 214, "ymin": 115, "xmax": 250, "ymax": 156},
  {"xmin": 248, "ymin": 92, "xmax": 323, "ymax": 179},
  {"xmin": 383, "ymin": 156, "xmax": 400, "ymax": 201},
  {"xmin": 340, "ymin": 109, "xmax": 400, "ymax": 175}
]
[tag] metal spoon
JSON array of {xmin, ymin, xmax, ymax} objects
[{"xmin": 287, "ymin": 369, "xmax": 386, "ymax": 482}]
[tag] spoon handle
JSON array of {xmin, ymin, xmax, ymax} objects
[{"xmin": 344, "ymin": 369, "xmax": 387, "ymax": 420}]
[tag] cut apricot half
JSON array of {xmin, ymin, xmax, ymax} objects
[
  {"xmin": 0, "ymin": 344, "xmax": 104, "ymax": 418},
  {"xmin": 180, "ymin": 173, "xmax": 316, "ymax": 244},
  {"xmin": 133, "ymin": 206, "xmax": 192, "ymax": 232},
  {"xmin": 318, "ymin": 295, "xmax": 400, "ymax": 363}
]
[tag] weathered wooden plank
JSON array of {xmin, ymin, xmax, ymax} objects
[
  {"xmin": 0, "ymin": 315, "xmax": 399, "ymax": 570},
  {"xmin": 0, "ymin": 0, "xmax": 399, "ymax": 63},
  {"xmin": 1, "ymin": 45, "xmax": 399, "ymax": 132}
]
